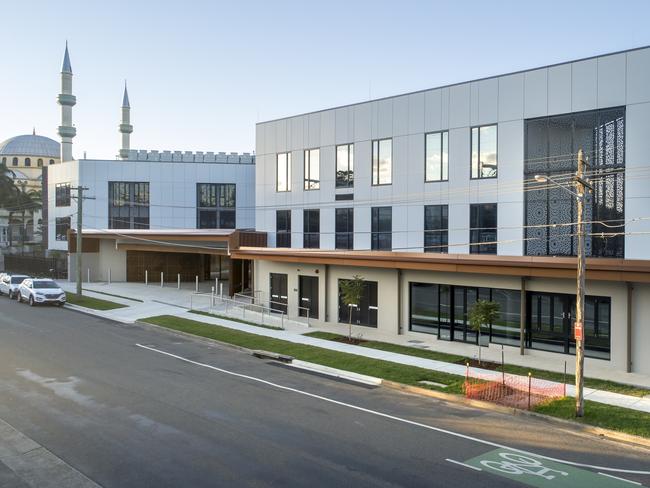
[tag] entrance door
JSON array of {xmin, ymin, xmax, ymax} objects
[
  {"xmin": 269, "ymin": 273, "xmax": 288, "ymax": 314},
  {"xmin": 527, "ymin": 292, "xmax": 574, "ymax": 354},
  {"xmin": 298, "ymin": 275, "xmax": 319, "ymax": 319}
]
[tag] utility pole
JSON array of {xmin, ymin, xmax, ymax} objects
[
  {"xmin": 72, "ymin": 186, "xmax": 93, "ymax": 296},
  {"xmin": 574, "ymin": 148, "xmax": 592, "ymax": 418}
]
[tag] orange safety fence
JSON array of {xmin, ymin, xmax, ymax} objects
[{"xmin": 464, "ymin": 367, "xmax": 565, "ymax": 410}]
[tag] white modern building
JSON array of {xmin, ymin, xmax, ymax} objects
[
  {"xmin": 45, "ymin": 44, "xmax": 258, "ymax": 290},
  {"xmin": 240, "ymin": 46, "xmax": 650, "ymax": 376}
]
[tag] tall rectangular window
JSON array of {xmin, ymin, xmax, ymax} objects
[
  {"xmin": 303, "ymin": 149, "xmax": 320, "ymax": 190},
  {"xmin": 335, "ymin": 208, "xmax": 354, "ymax": 250},
  {"xmin": 276, "ymin": 210, "xmax": 291, "ymax": 248},
  {"xmin": 424, "ymin": 205, "xmax": 448, "ymax": 253},
  {"xmin": 336, "ymin": 143, "xmax": 354, "ymax": 188},
  {"xmin": 108, "ymin": 182, "xmax": 150, "ymax": 229},
  {"xmin": 303, "ymin": 209, "xmax": 320, "ymax": 248},
  {"xmin": 425, "ymin": 131, "xmax": 448, "ymax": 182},
  {"xmin": 55, "ymin": 217, "xmax": 70, "ymax": 241},
  {"xmin": 471, "ymin": 125, "xmax": 497, "ymax": 179},
  {"xmin": 470, "ymin": 203, "xmax": 497, "ymax": 254},
  {"xmin": 371, "ymin": 206, "xmax": 392, "ymax": 250},
  {"xmin": 372, "ymin": 138, "xmax": 392, "ymax": 186},
  {"xmin": 55, "ymin": 183, "xmax": 71, "ymax": 207},
  {"xmin": 276, "ymin": 152, "xmax": 292, "ymax": 192},
  {"xmin": 196, "ymin": 183, "xmax": 236, "ymax": 229}
]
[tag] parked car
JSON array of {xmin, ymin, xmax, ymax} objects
[
  {"xmin": 0, "ymin": 274, "xmax": 30, "ymax": 299},
  {"xmin": 17, "ymin": 278, "xmax": 66, "ymax": 306}
]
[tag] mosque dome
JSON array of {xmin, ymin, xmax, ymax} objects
[{"xmin": 0, "ymin": 134, "xmax": 60, "ymax": 158}]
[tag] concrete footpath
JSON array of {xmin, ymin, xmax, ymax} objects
[
  {"xmin": 0, "ymin": 418, "xmax": 100, "ymax": 488},
  {"xmin": 58, "ymin": 281, "xmax": 650, "ymax": 414}
]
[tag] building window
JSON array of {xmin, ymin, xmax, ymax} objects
[
  {"xmin": 196, "ymin": 183, "xmax": 236, "ymax": 229},
  {"xmin": 24, "ymin": 158, "xmax": 31, "ymax": 167},
  {"xmin": 108, "ymin": 182, "xmax": 150, "ymax": 229},
  {"xmin": 336, "ymin": 143, "xmax": 354, "ymax": 188},
  {"xmin": 55, "ymin": 217, "xmax": 70, "ymax": 241},
  {"xmin": 37, "ymin": 158, "xmax": 43, "ymax": 167},
  {"xmin": 276, "ymin": 152, "xmax": 292, "ymax": 192},
  {"xmin": 371, "ymin": 138, "xmax": 392, "ymax": 186},
  {"xmin": 471, "ymin": 125, "xmax": 497, "ymax": 179},
  {"xmin": 425, "ymin": 131, "xmax": 448, "ymax": 182},
  {"xmin": 424, "ymin": 205, "xmax": 448, "ymax": 253},
  {"xmin": 55, "ymin": 183, "xmax": 71, "ymax": 207},
  {"xmin": 338, "ymin": 279, "xmax": 378, "ymax": 327},
  {"xmin": 303, "ymin": 209, "xmax": 320, "ymax": 248},
  {"xmin": 49, "ymin": 159, "xmax": 55, "ymax": 165},
  {"xmin": 1, "ymin": 157, "xmax": 5, "ymax": 165},
  {"xmin": 335, "ymin": 208, "xmax": 354, "ymax": 250},
  {"xmin": 276, "ymin": 210, "xmax": 291, "ymax": 248},
  {"xmin": 371, "ymin": 206, "xmax": 392, "ymax": 250},
  {"xmin": 524, "ymin": 107, "xmax": 625, "ymax": 258},
  {"xmin": 12, "ymin": 157, "xmax": 18, "ymax": 166},
  {"xmin": 470, "ymin": 203, "xmax": 497, "ymax": 254},
  {"xmin": 303, "ymin": 148, "xmax": 320, "ymax": 190}
]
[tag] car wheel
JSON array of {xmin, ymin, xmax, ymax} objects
[
  {"xmin": 16, "ymin": 293, "xmax": 21, "ymax": 302},
  {"xmin": 28, "ymin": 296, "xmax": 35, "ymax": 307}
]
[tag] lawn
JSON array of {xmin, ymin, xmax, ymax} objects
[
  {"xmin": 534, "ymin": 397, "xmax": 650, "ymax": 438},
  {"xmin": 306, "ymin": 331, "xmax": 650, "ymax": 397},
  {"xmin": 142, "ymin": 315, "xmax": 465, "ymax": 393},
  {"xmin": 142, "ymin": 315, "xmax": 650, "ymax": 439},
  {"xmin": 66, "ymin": 292, "xmax": 127, "ymax": 311}
]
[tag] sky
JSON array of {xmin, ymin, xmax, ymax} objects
[{"xmin": 2, "ymin": 0, "xmax": 650, "ymax": 160}]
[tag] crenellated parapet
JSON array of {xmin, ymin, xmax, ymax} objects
[{"xmin": 125, "ymin": 150, "xmax": 255, "ymax": 164}]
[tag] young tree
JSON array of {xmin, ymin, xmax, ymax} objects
[
  {"xmin": 339, "ymin": 275, "xmax": 365, "ymax": 342},
  {"xmin": 468, "ymin": 299, "xmax": 500, "ymax": 364}
]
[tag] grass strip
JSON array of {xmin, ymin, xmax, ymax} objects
[
  {"xmin": 66, "ymin": 292, "xmax": 127, "ymax": 311},
  {"xmin": 190, "ymin": 310, "xmax": 282, "ymax": 331},
  {"xmin": 534, "ymin": 397, "xmax": 650, "ymax": 438},
  {"xmin": 306, "ymin": 331, "xmax": 650, "ymax": 397},
  {"xmin": 143, "ymin": 315, "xmax": 650, "ymax": 439},
  {"xmin": 83, "ymin": 289, "xmax": 144, "ymax": 303},
  {"xmin": 141, "ymin": 315, "xmax": 465, "ymax": 393}
]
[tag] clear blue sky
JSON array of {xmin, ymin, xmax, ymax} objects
[{"xmin": 3, "ymin": 0, "xmax": 650, "ymax": 159}]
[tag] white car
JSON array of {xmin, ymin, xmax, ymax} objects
[
  {"xmin": 0, "ymin": 274, "xmax": 30, "ymax": 299},
  {"xmin": 17, "ymin": 278, "xmax": 66, "ymax": 306}
]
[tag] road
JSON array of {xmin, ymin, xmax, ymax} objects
[{"xmin": 0, "ymin": 297, "xmax": 649, "ymax": 487}]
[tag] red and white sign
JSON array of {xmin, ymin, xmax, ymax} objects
[{"xmin": 574, "ymin": 321, "xmax": 583, "ymax": 341}]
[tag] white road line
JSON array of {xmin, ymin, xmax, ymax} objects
[
  {"xmin": 598, "ymin": 472, "xmax": 642, "ymax": 485},
  {"xmin": 135, "ymin": 343, "xmax": 650, "ymax": 476},
  {"xmin": 445, "ymin": 459, "xmax": 482, "ymax": 471}
]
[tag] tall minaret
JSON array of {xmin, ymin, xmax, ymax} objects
[
  {"xmin": 118, "ymin": 81, "xmax": 133, "ymax": 159},
  {"xmin": 57, "ymin": 41, "xmax": 76, "ymax": 162}
]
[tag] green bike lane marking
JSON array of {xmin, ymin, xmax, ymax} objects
[{"xmin": 465, "ymin": 449, "xmax": 644, "ymax": 487}]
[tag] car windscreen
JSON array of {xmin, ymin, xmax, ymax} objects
[
  {"xmin": 32, "ymin": 281, "xmax": 59, "ymax": 289},
  {"xmin": 11, "ymin": 277, "xmax": 28, "ymax": 284}
]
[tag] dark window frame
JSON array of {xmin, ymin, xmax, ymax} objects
[
  {"xmin": 108, "ymin": 181, "xmax": 150, "ymax": 229},
  {"xmin": 470, "ymin": 203, "xmax": 497, "ymax": 254},
  {"xmin": 335, "ymin": 207, "xmax": 354, "ymax": 250},
  {"xmin": 303, "ymin": 209, "xmax": 320, "ymax": 249},
  {"xmin": 424, "ymin": 204, "xmax": 448, "ymax": 253},
  {"xmin": 371, "ymin": 206, "xmax": 392, "ymax": 250},
  {"xmin": 303, "ymin": 148, "xmax": 320, "ymax": 190},
  {"xmin": 425, "ymin": 131, "xmax": 449, "ymax": 182},
  {"xmin": 470, "ymin": 124, "xmax": 498, "ymax": 179},
  {"xmin": 276, "ymin": 209, "xmax": 291, "ymax": 248},
  {"xmin": 336, "ymin": 143, "xmax": 354, "ymax": 188},
  {"xmin": 196, "ymin": 183, "xmax": 236, "ymax": 229},
  {"xmin": 276, "ymin": 152, "xmax": 292, "ymax": 192},
  {"xmin": 55, "ymin": 183, "xmax": 71, "ymax": 207},
  {"xmin": 55, "ymin": 216, "xmax": 71, "ymax": 241},
  {"xmin": 371, "ymin": 138, "xmax": 392, "ymax": 186}
]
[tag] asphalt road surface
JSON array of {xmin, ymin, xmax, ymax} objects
[{"xmin": 0, "ymin": 297, "xmax": 649, "ymax": 487}]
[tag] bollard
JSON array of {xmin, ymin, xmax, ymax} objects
[
  {"xmin": 160, "ymin": 271, "xmax": 164, "ymax": 288},
  {"xmin": 219, "ymin": 283, "xmax": 223, "ymax": 299},
  {"xmin": 177, "ymin": 273, "xmax": 181, "ymax": 290},
  {"xmin": 108, "ymin": 268, "xmax": 111, "ymax": 285},
  {"xmin": 215, "ymin": 278, "xmax": 218, "ymax": 297},
  {"xmin": 528, "ymin": 372, "xmax": 532, "ymax": 410},
  {"xmin": 145, "ymin": 270, "xmax": 148, "ymax": 285},
  {"xmin": 563, "ymin": 361, "xmax": 567, "ymax": 397},
  {"xmin": 501, "ymin": 345, "xmax": 505, "ymax": 386},
  {"xmin": 195, "ymin": 275, "xmax": 199, "ymax": 293},
  {"xmin": 210, "ymin": 286, "xmax": 215, "ymax": 313},
  {"xmin": 87, "ymin": 268, "xmax": 90, "ymax": 283}
]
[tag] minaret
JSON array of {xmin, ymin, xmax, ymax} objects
[
  {"xmin": 57, "ymin": 42, "xmax": 76, "ymax": 162},
  {"xmin": 119, "ymin": 81, "xmax": 133, "ymax": 159}
]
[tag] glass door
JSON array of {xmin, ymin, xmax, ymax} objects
[{"xmin": 527, "ymin": 292, "xmax": 572, "ymax": 354}]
